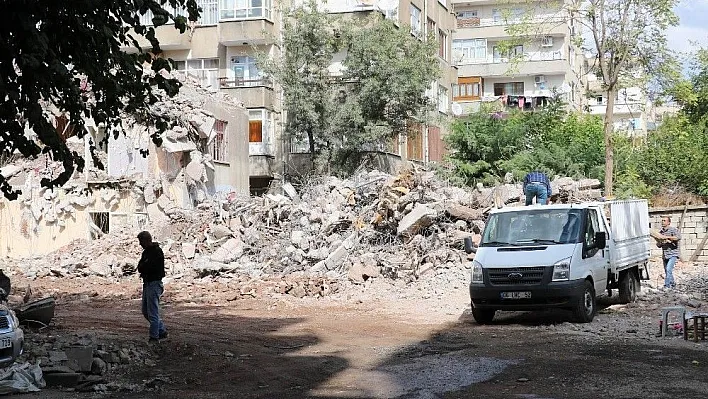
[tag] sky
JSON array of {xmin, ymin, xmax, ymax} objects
[{"xmin": 667, "ymin": 0, "xmax": 708, "ymax": 55}]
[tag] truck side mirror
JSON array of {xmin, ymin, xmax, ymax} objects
[
  {"xmin": 595, "ymin": 232, "xmax": 607, "ymax": 249},
  {"xmin": 464, "ymin": 237, "xmax": 477, "ymax": 254}
]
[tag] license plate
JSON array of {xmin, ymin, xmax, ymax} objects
[
  {"xmin": 0, "ymin": 338, "xmax": 11, "ymax": 349},
  {"xmin": 500, "ymin": 291, "xmax": 531, "ymax": 299}
]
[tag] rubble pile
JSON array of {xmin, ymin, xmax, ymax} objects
[
  {"xmin": 6, "ymin": 168, "xmax": 604, "ymax": 297},
  {"xmin": 17, "ymin": 332, "xmax": 158, "ymax": 392}
]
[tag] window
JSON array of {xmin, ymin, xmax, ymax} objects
[
  {"xmin": 457, "ymin": 10, "xmax": 477, "ymax": 18},
  {"xmin": 493, "ymin": 82, "xmax": 524, "ymax": 96},
  {"xmin": 595, "ymin": 96, "xmax": 603, "ymax": 105},
  {"xmin": 90, "ymin": 212, "xmax": 110, "ymax": 238},
  {"xmin": 173, "ymin": 58, "xmax": 219, "ymax": 89},
  {"xmin": 410, "ymin": 4, "xmax": 422, "ymax": 36},
  {"xmin": 220, "ymin": 0, "xmax": 272, "ymax": 20},
  {"xmin": 452, "ymin": 39, "xmax": 487, "ymax": 61},
  {"xmin": 248, "ymin": 109, "xmax": 271, "ymax": 151},
  {"xmin": 438, "ymin": 85, "xmax": 449, "ymax": 113},
  {"xmin": 230, "ymin": 56, "xmax": 261, "ymax": 86},
  {"xmin": 456, "ymin": 10, "xmax": 479, "ymax": 28},
  {"xmin": 492, "ymin": 45, "xmax": 523, "ymax": 62},
  {"xmin": 197, "ymin": 0, "xmax": 219, "ymax": 25},
  {"xmin": 492, "ymin": 8, "xmax": 501, "ymax": 23},
  {"xmin": 438, "ymin": 29, "xmax": 448, "ymax": 60},
  {"xmin": 210, "ymin": 119, "xmax": 229, "ymax": 162},
  {"xmin": 453, "ymin": 77, "xmax": 481, "ymax": 101}
]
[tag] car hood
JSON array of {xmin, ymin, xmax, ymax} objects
[{"xmin": 475, "ymin": 243, "xmax": 577, "ymax": 268}]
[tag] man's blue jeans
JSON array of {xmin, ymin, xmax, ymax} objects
[
  {"xmin": 663, "ymin": 256, "xmax": 678, "ymax": 288},
  {"xmin": 525, "ymin": 183, "xmax": 548, "ymax": 205},
  {"xmin": 142, "ymin": 281, "xmax": 167, "ymax": 339}
]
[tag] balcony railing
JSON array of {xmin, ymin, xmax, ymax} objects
[
  {"xmin": 456, "ymin": 15, "xmax": 566, "ymax": 29},
  {"xmin": 138, "ymin": 0, "xmax": 219, "ymax": 26},
  {"xmin": 219, "ymin": 77, "xmax": 273, "ymax": 88}
]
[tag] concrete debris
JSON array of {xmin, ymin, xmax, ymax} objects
[{"xmin": 2, "ymin": 166, "xmax": 604, "ymax": 299}]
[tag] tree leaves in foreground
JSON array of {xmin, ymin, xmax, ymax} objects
[{"xmin": 0, "ymin": 0, "xmax": 199, "ymax": 199}]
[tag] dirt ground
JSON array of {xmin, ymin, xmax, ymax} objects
[{"xmin": 10, "ymin": 262, "xmax": 708, "ymax": 399}]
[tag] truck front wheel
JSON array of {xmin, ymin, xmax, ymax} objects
[
  {"xmin": 472, "ymin": 307, "xmax": 496, "ymax": 324},
  {"xmin": 573, "ymin": 281, "xmax": 596, "ymax": 323},
  {"xmin": 618, "ymin": 270, "xmax": 638, "ymax": 304}
]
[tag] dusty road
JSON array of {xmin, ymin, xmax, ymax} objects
[{"xmin": 14, "ymin": 273, "xmax": 708, "ymax": 399}]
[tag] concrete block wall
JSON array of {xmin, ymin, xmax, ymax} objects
[{"xmin": 648, "ymin": 206, "xmax": 708, "ymax": 262}]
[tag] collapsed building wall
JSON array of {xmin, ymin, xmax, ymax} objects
[{"xmin": 0, "ymin": 82, "xmax": 250, "ymax": 259}]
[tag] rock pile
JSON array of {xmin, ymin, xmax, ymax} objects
[
  {"xmin": 5, "ymin": 168, "xmax": 604, "ymax": 296},
  {"xmin": 18, "ymin": 332, "xmax": 153, "ymax": 392}
]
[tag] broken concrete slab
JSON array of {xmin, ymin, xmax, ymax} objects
[
  {"xmin": 182, "ymin": 242, "xmax": 196, "ymax": 259},
  {"xmin": 210, "ymin": 238, "xmax": 244, "ymax": 264},
  {"xmin": 65, "ymin": 346, "xmax": 94, "ymax": 373},
  {"xmin": 397, "ymin": 204, "xmax": 437, "ymax": 237}
]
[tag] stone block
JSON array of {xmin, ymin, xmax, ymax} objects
[
  {"xmin": 397, "ymin": 204, "xmax": 437, "ymax": 237},
  {"xmin": 65, "ymin": 346, "xmax": 94, "ymax": 373}
]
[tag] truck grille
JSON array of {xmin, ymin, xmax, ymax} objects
[{"xmin": 487, "ymin": 267, "xmax": 547, "ymax": 285}]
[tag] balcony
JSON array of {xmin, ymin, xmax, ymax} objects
[
  {"xmin": 219, "ymin": 19, "xmax": 276, "ymax": 46},
  {"xmin": 249, "ymin": 152, "xmax": 275, "ymax": 178},
  {"xmin": 457, "ymin": 58, "xmax": 568, "ymax": 77},
  {"xmin": 219, "ymin": 78, "xmax": 275, "ymax": 109},
  {"xmin": 455, "ymin": 16, "xmax": 568, "ymax": 39}
]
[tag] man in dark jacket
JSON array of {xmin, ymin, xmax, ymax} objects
[{"xmin": 137, "ymin": 231, "xmax": 168, "ymax": 342}]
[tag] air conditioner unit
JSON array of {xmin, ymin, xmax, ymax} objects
[
  {"xmin": 541, "ymin": 36, "xmax": 554, "ymax": 47},
  {"xmin": 534, "ymin": 75, "xmax": 546, "ymax": 84}
]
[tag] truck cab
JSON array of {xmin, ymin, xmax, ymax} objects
[{"xmin": 467, "ymin": 201, "xmax": 650, "ymax": 324}]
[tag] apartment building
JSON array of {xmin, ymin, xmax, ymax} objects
[
  {"xmin": 130, "ymin": 0, "xmax": 281, "ymax": 194},
  {"xmin": 450, "ymin": 0, "xmax": 584, "ymax": 115},
  {"xmin": 293, "ymin": 0, "xmax": 458, "ymax": 165},
  {"xmin": 584, "ymin": 57, "xmax": 652, "ymax": 136},
  {"xmin": 128, "ymin": 0, "xmax": 456, "ymax": 188}
]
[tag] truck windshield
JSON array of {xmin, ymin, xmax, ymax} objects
[{"xmin": 481, "ymin": 209, "xmax": 584, "ymax": 246}]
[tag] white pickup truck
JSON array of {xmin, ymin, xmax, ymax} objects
[{"xmin": 465, "ymin": 200, "xmax": 651, "ymax": 324}]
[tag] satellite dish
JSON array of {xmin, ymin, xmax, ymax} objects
[
  {"xmin": 451, "ymin": 102, "xmax": 463, "ymax": 116},
  {"xmin": 377, "ymin": 0, "xmax": 398, "ymax": 11}
]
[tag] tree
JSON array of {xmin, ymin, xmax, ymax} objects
[
  {"xmin": 261, "ymin": 2, "xmax": 439, "ymax": 173},
  {"xmin": 569, "ymin": 0, "xmax": 679, "ymax": 197},
  {"xmin": 259, "ymin": 1, "xmax": 342, "ymax": 171},
  {"xmin": 0, "ymin": 0, "xmax": 199, "ymax": 199}
]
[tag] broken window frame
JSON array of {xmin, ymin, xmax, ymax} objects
[
  {"xmin": 89, "ymin": 212, "xmax": 110, "ymax": 240},
  {"xmin": 210, "ymin": 119, "xmax": 229, "ymax": 163}
]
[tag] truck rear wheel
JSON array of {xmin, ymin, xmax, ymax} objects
[
  {"xmin": 573, "ymin": 281, "xmax": 596, "ymax": 323},
  {"xmin": 472, "ymin": 307, "xmax": 495, "ymax": 324},
  {"xmin": 618, "ymin": 270, "xmax": 638, "ymax": 304}
]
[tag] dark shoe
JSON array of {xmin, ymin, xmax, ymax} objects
[
  {"xmin": 158, "ymin": 331, "xmax": 168, "ymax": 339},
  {"xmin": 148, "ymin": 337, "xmax": 160, "ymax": 343}
]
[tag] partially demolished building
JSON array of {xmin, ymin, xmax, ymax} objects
[{"xmin": 0, "ymin": 82, "xmax": 251, "ymax": 258}]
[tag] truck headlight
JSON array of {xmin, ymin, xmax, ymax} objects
[
  {"xmin": 471, "ymin": 260, "xmax": 483, "ymax": 283},
  {"xmin": 552, "ymin": 257, "xmax": 571, "ymax": 281}
]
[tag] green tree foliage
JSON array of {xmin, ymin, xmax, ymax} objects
[
  {"xmin": 0, "ymin": 0, "xmax": 200, "ymax": 199},
  {"xmin": 261, "ymin": 1, "xmax": 439, "ymax": 174},
  {"xmin": 572, "ymin": 0, "xmax": 679, "ymax": 197},
  {"xmin": 445, "ymin": 100, "xmax": 605, "ymax": 187}
]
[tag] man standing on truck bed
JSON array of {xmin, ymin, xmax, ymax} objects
[
  {"xmin": 523, "ymin": 171, "xmax": 552, "ymax": 205},
  {"xmin": 658, "ymin": 216, "xmax": 681, "ymax": 289}
]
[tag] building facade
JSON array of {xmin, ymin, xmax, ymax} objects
[
  {"xmin": 450, "ymin": 0, "xmax": 584, "ymax": 115},
  {"xmin": 129, "ymin": 0, "xmax": 457, "ymax": 184},
  {"xmin": 130, "ymin": 0, "xmax": 282, "ymax": 194}
]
